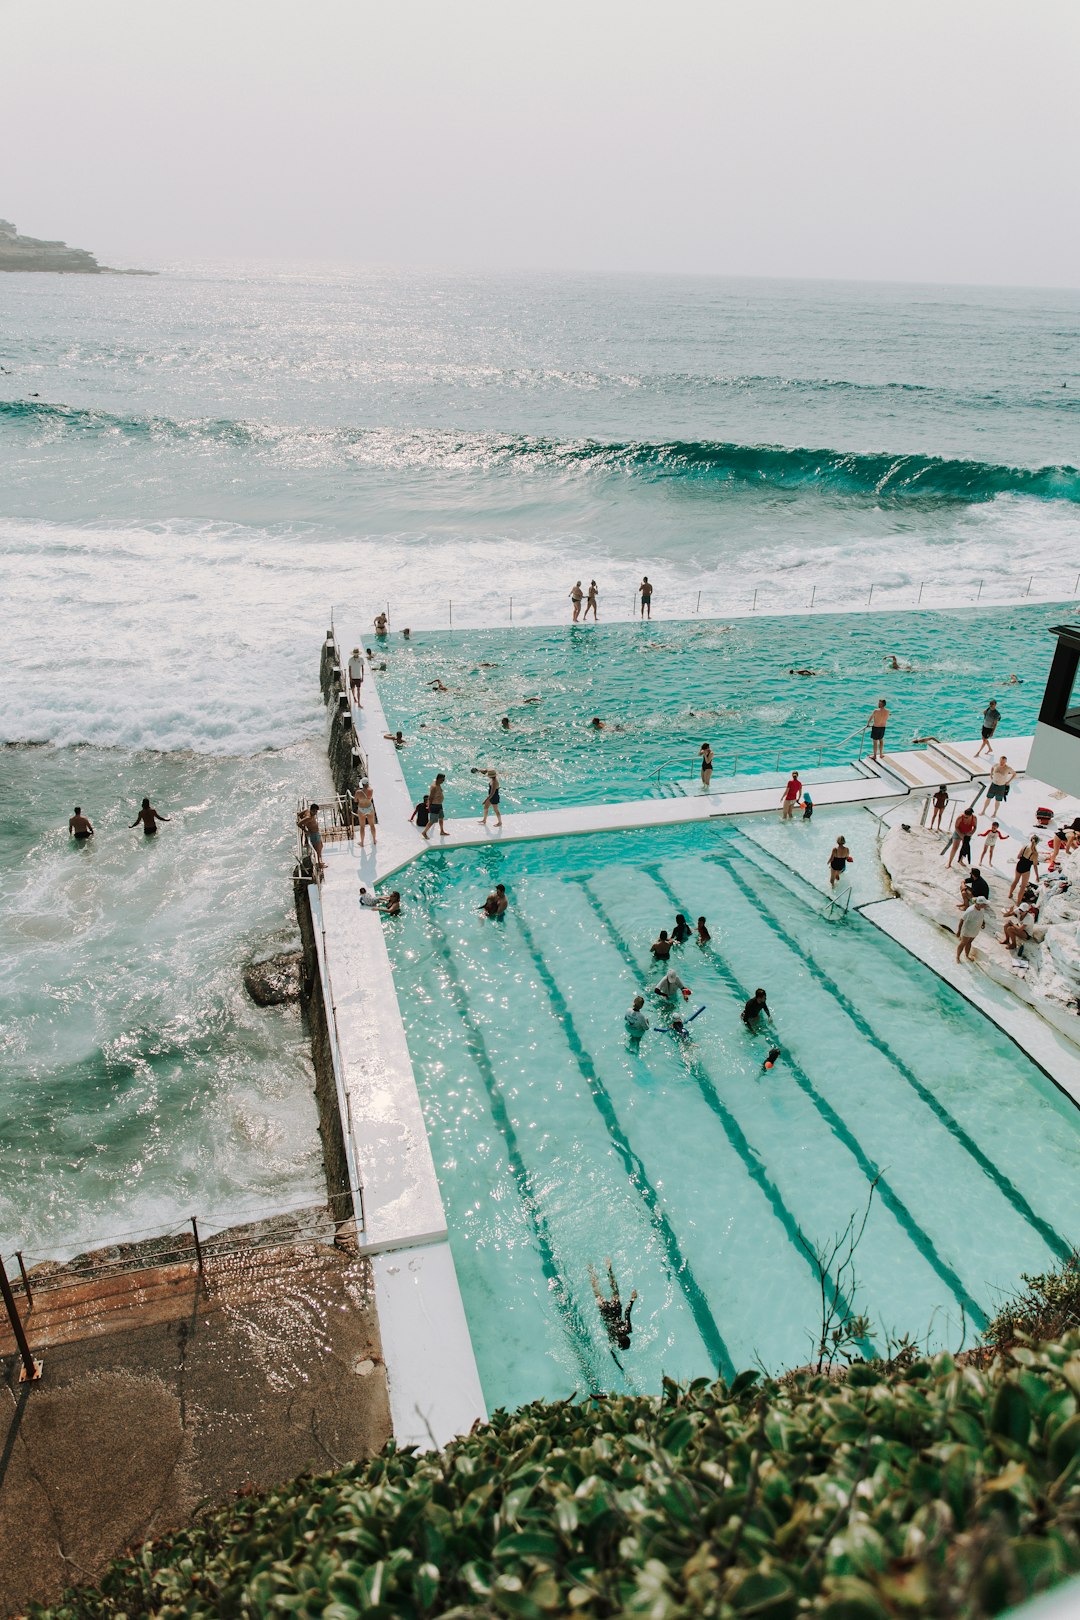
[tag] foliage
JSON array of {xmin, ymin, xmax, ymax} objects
[
  {"xmin": 34, "ymin": 1334, "xmax": 1080, "ymax": 1620},
  {"xmin": 985, "ymin": 1252, "xmax": 1080, "ymax": 1358}
]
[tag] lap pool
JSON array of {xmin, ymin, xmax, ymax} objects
[
  {"xmin": 372, "ymin": 603, "xmax": 1064, "ymax": 812},
  {"xmin": 382, "ymin": 809, "xmax": 1080, "ymax": 1413}
]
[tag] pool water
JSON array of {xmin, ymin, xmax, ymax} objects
[
  {"xmin": 372, "ymin": 604, "xmax": 1065, "ymax": 812},
  {"xmin": 383, "ymin": 810, "xmax": 1080, "ymax": 1412}
]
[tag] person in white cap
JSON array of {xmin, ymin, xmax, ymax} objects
[{"xmin": 955, "ymin": 896, "xmax": 987, "ymax": 962}]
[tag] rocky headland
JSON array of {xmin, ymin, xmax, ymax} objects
[{"xmin": 0, "ymin": 217, "xmax": 152, "ymax": 274}]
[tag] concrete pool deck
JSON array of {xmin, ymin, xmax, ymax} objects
[{"xmin": 308, "ymin": 629, "xmax": 1078, "ymax": 1447}]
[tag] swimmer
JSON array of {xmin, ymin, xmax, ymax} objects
[
  {"xmin": 671, "ymin": 913, "xmax": 692, "ymax": 944},
  {"xmin": 374, "ymin": 612, "xmax": 388, "ymax": 636},
  {"xmin": 651, "ymin": 930, "xmax": 673, "ymax": 961},
  {"xmin": 884, "ymin": 655, "xmax": 914, "ymax": 672},
  {"xmin": 501, "ymin": 717, "xmax": 511, "ymax": 730},
  {"xmin": 665, "ymin": 1007, "xmax": 706, "ymax": 1041},
  {"xmin": 654, "ymin": 968, "xmax": 691, "ymax": 1002},
  {"xmin": 402, "ymin": 628, "xmax": 411, "ymax": 640},
  {"xmin": 762, "ymin": 1047, "xmax": 782, "ymax": 1072},
  {"xmin": 788, "ymin": 667, "xmax": 819, "ymax": 678},
  {"xmin": 383, "ymin": 730, "xmax": 406, "ymax": 748},
  {"xmin": 480, "ymin": 883, "xmax": 509, "ymax": 919},
  {"xmin": 131, "ymin": 797, "xmax": 170, "ymax": 835},
  {"xmin": 827, "ymin": 836, "xmax": 854, "ymax": 887},
  {"xmin": 625, "ymin": 995, "xmax": 650, "ymax": 1036},
  {"xmin": 590, "ymin": 717, "xmax": 605, "ymax": 730},
  {"xmin": 69, "ymin": 806, "xmax": 94, "ymax": 840},
  {"xmin": 741, "ymin": 987, "xmax": 772, "ymax": 1031},
  {"xmin": 523, "ymin": 695, "xmax": 541, "ymax": 704},
  {"xmin": 589, "ymin": 1259, "xmax": 637, "ymax": 1350},
  {"xmin": 1006, "ymin": 674, "xmax": 1023, "ymax": 685},
  {"xmin": 429, "ymin": 679, "xmax": 449, "ymax": 693},
  {"xmin": 696, "ymin": 916, "xmax": 711, "ymax": 945},
  {"xmin": 699, "ymin": 742, "xmax": 713, "ymax": 786}
]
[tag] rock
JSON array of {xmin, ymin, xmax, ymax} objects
[
  {"xmin": 243, "ymin": 951, "xmax": 302, "ymax": 1007},
  {"xmin": 0, "ymin": 217, "xmax": 153, "ymax": 274}
]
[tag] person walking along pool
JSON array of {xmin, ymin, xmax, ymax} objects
[
  {"xmin": 827, "ymin": 836, "xmax": 854, "ymax": 887},
  {"xmin": 1008, "ymin": 835, "xmax": 1040, "ymax": 899},
  {"xmin": 425, "ymin": 774, "xmax": 449, "ymax": 839},
  {"xmin": 955, "ymin": 896, "xmax": 988, "ymax": 962},
  {"xmin": 868, "ymin": 698, "xmax": 890, "ymax": 761},
  {"xmin": 476, "ymin": 768, "xmax": 502, "ymax": 828},
  {"xmin": 946, "ymin": 807, "xmax": 977, "ymax": 868},
  {"xmin": 589, "ymin": 1259, "xmax": 637, "ymax": 1351},
  {"xmin": 69, "ymin": 806, "xmax": 94, "ymax": 840},
  {"xmin": 131, "ymin": 798, "xmax": 170, "ymax": 835},
  {"xmin": 780, "ymin": 770, "xmax": 802, "ymax": 820},
  {"xmin": 975, "ymin": 699, "xmax": 1001, "ymax": 757},
  {"xmin": 569, "ymin": 581, "xmax": 583, "ymax": 622},
  {"xmin": 584, "ymin": 580, "xmax": 599, "ymax": 620},
  {"xmin": 985, "ymin": 755, "xmax": 1016, "ymax": 811},
  {"xmin": 639, "ymin": 576, "xmax": 653, "ymax": 618},
  {"xmin": 352, "ymin": 777, "xmax": 377, "ymax": 849},
  {"xmin": 929, "ymin": 784, "xmax": 949, "ymax": 832},
  {"xmin": 348, "ymin": 647, "xmax": 364, "ymax": 703}
]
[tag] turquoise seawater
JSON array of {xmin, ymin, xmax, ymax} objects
[
  {"xmin": 2, "ymin": 265, "xmax": 1079, "ymax": 1256},
  {"xmin": 375, "ymin": 604, "xmax": 1064, "ymax": 811},
  {"xmin": 383, "ymin": 812, "xmax": 1080, "ymax": 1411}
]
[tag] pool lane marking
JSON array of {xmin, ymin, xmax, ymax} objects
[
  {"xmin": 507, "ymin": 908, "xmax": 735, "ymax": 1382},
  {"xmin": 719, "ymin": 831, "xmax": 1072, "ymax": 1264},
  {"xmin": 422, "ymin": 917, "xmax": 611, "ymax": 1392},
  {"xmin": 638, "ymin": 861, "xmax": 988, "ymax": 1331},
  {"xmin": 573, "ymin": 877, "xmax": 868, "ymax": 1346}
]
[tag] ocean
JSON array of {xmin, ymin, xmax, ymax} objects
[{"xmin": 2, "ymin": 264, "xmax": 1078, "ymax": 1257}]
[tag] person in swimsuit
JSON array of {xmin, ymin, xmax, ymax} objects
[
  {"xmin": 476, "ymin": 768, "xmax": 502, "ymax": 828},
  {"xmin": 1048, "ymin": 826, "xmax": 1072, "ymax": 871},
  {"xmin": 481, "ymin": 883, "xmax": 508, "ymax": 919},
  {"xmin": 501, "ymin": 716, "xmax": 511, "ymax": 731},
  {"xmin": 590, "ymin": 716, "xmax": 605, "ymax": 731},
  {"xmin": 409, "ymin": 795, "xmax": 430, "ymax": 833},
  {"xmin": 978, "ymin": 821, "xmax": 1007, "ymax": 867},
  {"xmin": 801, "ymin": 789, "xmax": 814, "ymax": 820},
  {"xmin": 929, "ymin": 784, "xmax": 949, "ymax": 832},
  {"xmin": 383, "ymin": 730, "xmax": 406, "ymax": 748},
  {"xmin": 827, "ymin": 836, "xmax": 853, "ymax": 887},
  {"xmin": 699, "ymin": 742, "xmax": 714, "ymax": 787},
  {"xmin": 69, "ymin": 806, "xmax": 94, "ymax": 840},
  {"xmin": 975, "ymin": 700, "xmax": 1001, "ymax": 758},
  {"xmin": 741, "ymin": 988, "xmax": 772, "ymax": 1031},
  {"xmin": 569, "ymin": 581, "xmax": 584, "ymax": 622},
  {"xmin": 589, "ymin": 1259, "xmax": 637, "ymax": 1351},
  {"xmin": 352, "ymin": 778, "xmax": 377, "ymax": 849},
  {"xmin": 131, "ymin": 798, "xmax": 170, "ymax": 835},
  {"xmin": 651, "ymin": 929, "xmax": 673, "ymax": 961},
  {"xmin": 867, "ymin": 699, "xmax": 889, "ymax": 761},
  {"xmin": 429, "ymin": 679, "xmax": 449, "ymax": 693},
  {"xmin": 946, "ymin": 809, "xmax": 977, "ymax": 869},
  {"xmin": 584, "ymin": 579, "xmax": 599, "ymax": 621},
  {"xmin": 1008, "ymin": 836, "xmax": 1039, "ymax": 900},
  {"xmin": 296, "ymin": 804, "xmax": 324, "ymax": 874},
  {"xmin": 424, "ymin": 774, "xmax": 449, "ymax": 840},
  {"xmin": 639, "ymin": 576, "xmax": 653, "ymax": 619},
  {"xmin": 671, "ymin": 914, "xmax": 692, "ymax": 944},
  {"xmin": 780, "ymin": 771, "xmax": 802, "ymax": 821},
  {"xmin": 374, "ymin": 612, "xmax": 388, "ymax": 636},
  {"xmin": 348, "ymin": 647, "xmax": 364, "ymax": 703},
  {"xmin": 696, "ymin": 916, "xmax": 711, "ymax": 945}
]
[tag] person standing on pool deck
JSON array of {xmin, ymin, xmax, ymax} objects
[
  {"xmin": 975, "ymin": 699, "xmax": 1001, "ymax": 757},
  {"xmin": 699, "ymin": 742, "xmax": 714, "ymax": 787},
  {"xmin": 477, "ymin": 768, "xmax": 502, "ymax": 829},
  {"xmin": 424, "ymin": 774, "xmax": 449, "ymax": 840},
  {"xmin": 985, "ymin": 756, "xmax": 1016, "ymax": 812},
  {"xmin": 868, "ymin": 699, "xmax": 890, "ymax": 761},
  {"xmin": 589, "ymin": 1259, "xmax": 637, "ymax": 1351},
  {"xmin": 955, "ymin": 896, "xmax": 988, "ymax": 962},
  {"xmin": 827, "ymin": 836, "xmax": 854, "ymax": 887},
  {"xmin": 1008, "ymin": 835, "xmax": 1040, "ymax": 899},
  {"xmin": 978, "ymin": 821, "xmax": 1008, "ymax": 867},
  {"xmin": 569, "ymin": 581, "xmax": 583, "ymax": 622},
  {"xmin": 639, "ymin": 576, "xmax": 653, "ymax": 618},
  {"xmin": 69, "ymin": 806, "xmax": 95, "ymax": 840},
  {"xmin": 131, "ymin": 798, "xmax": 170, "ymax": 835},
  {"xmin": 352, "ymin": 778, "xmax": 377, "ymax": 849},
  {"xmin": 296, "ymin": 804, "xmax": 324, "ymax": 874},
  {"xmin": 780, "ymin": 770, "xmax": 802, "ymax": 820},
  {"xmin": 929, "ymin": 784, "xmax": 949, "ymax": 832},
  {"xmin": 584, "ymin": 580, "xmax": 599, "ymax": 620},
  {"xmin": 741, "ymin": 987, "xmax": 772, "ymax": 1031},
  {"xmin": 946, "ymin": 807, "xmax": 977, "ymax": 869},
  {"xmin": 348, "ymin": 647, "xmax": 364, "ymax": 703}
]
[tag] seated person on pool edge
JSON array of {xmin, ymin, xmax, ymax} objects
[
  {"xmin": 590, "ymin": 1259, "xmax": 637, "ymax": 1350},
  {"xmin": 742, "ymin": 987, "xmax": 772, "ymax": 1031}
]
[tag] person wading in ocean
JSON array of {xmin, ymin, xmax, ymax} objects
[
  {"xmin": 130, "ymin": 798, "xmax": 170, "ymax": 835},
  {"xmin": 69, "ymin": 806, "xmax": 95, "ymax": 840}
]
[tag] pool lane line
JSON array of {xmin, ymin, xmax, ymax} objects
[
  {"xmin": 507, "ymin": 908, "xmax": 735, "ymax": 1383},
  {"xmin": 421, "ymin": 917, "xmax": 612, "ymax": 1394},
  {"xmin": 640, "ymin": 861, "xmax": 988, "ymax": 1332},
  {"xmin": 573, "ymin": 877, "xmax": 869, "ymax": 1350},
  {"xmin": 719, "ymin": 831, "xmax": 1072, "ymax": 1264}
]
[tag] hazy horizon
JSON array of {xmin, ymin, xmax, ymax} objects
[{"xmin": 4, "ymin": 0, "xmax": 1079, "ymax": 289}]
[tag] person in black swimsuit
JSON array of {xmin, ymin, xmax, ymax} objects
[
  {"xmin": 672, "ymin": 914, "xmax": 692, "ymax": 944},
  {"xmin": 590, "ymin": 1259, "xmax": 637, "ymax": 1350},
  {"xmin": 409, "ymin": 795, "xmax": 430, "ymax": 832},
  {"xmin": 742, "ymin": 988, "xmax": 772, "ymax": 1031}
]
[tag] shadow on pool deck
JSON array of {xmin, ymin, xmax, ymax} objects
[{"xmin": 0, "ymin": 1231, "xmax": 390, "ymax": 1617}]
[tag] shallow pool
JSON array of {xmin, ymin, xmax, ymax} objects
[
  {"xmin": 372, "ymin": 604, "xmax": 1064, "ymax": 811},
  {"xmin": 383, "ymin": 810, "xmax": 1080, "ymax": 1412}
]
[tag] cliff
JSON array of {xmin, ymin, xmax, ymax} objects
[{"xmin": 0, "ymin": 217, "xmax": 152, "ymax": 274}]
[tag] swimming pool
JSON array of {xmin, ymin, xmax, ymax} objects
[
  {"xmin": 383, "ymin": 809, "xmax": 1080, "ymax": 1412},
  {"xmin": 372, "ymin": 604, "xmax": 1064, "ymax": 812}
]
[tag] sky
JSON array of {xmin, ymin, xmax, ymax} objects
[{"xmin": 3, "ymin": 0, "xmax": 1079, "ymax": 286}]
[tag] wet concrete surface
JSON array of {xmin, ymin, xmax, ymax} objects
[{"xmin": 0, "ymin": 1239, "xmax": 391, "ymax": 1617}]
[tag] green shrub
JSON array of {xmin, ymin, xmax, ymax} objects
[
  {"xmin": 34, "ymin": 1338, "xmax": 1080, "ymax": 1620},
  {"xmin": 985, "ymin": 1253, "xmax": 1080, "ymax": 1357}
]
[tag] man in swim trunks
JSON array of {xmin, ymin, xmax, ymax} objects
[
  {"xmin": 780, "ymin": 770, "xmax": 802, "ymax": 821},
  {"xmin": 742, "ymin": 987, "xmax": 772, "ymax": 1031},
  {"xmin": 975, "ymin": 700, "xmax": 1001, "ymax": 758},
  {"xmin": 639, "ymin": 576, "xmax": 653, "ymax": 618},
  {"xmin": 425, "ymin": 774, "xmax": 450, "ymax": 839},
  {"xmin": 69, "ymin": 806, "xmax": 94, "ymax": 840},
  {"xmin": 651, "ymin": 930, "xmax": 673, "ymax": 960},
  {"xmin": 867, "ymin": 699, "xmax": 889, "ymax": 761},
  {"xmin": 348, "ymin": 647, "xmax": 364, "ymax": 703},
  {"xmin": 383, "ymin": 730, "xmax": 406, "ymax": 748},
  {"xmin": 479, "ymin": 883, "xmax": 508, "ymax": 919},
  {"xmin": 589, "ymin": 1259, "xmax": 637, "ymax": 1350},
  {"xmin": 297, "ymin": 804, "xmax": 324, "ymax": 874},
  {"xmin": 985, "ymin": 756, "xmax": 1015, "ymax": 808},
  {"xmin": 569, "ymin": 581, "xmax": 584, "ymax": 621},
  {"xmin": 131, "ymin": 798, "xmax": 170, "ymax": 835}
]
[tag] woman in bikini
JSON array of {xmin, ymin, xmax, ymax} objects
[{"xmin": 352, "ymin": 778, "xmax": 377, "ymax": 849}]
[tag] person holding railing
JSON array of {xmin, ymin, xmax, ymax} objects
[{"xmin": 297, "ymin": 805, "xmax": 325, "ymax": 876}]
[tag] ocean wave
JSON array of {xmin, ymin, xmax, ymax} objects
[{"xmin": 3, "ymin": 398, "xmax": 1078, "ymax": 504}]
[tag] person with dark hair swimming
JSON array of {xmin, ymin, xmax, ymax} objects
[{"xmin": 590, "ymin": 1259, "xmax": 637, "ymax": 1350}]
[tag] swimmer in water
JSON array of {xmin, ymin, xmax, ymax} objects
[
  {"xmin": 762, "ymin": 1047, "xmax": 782, "ymax": 1072},
  {"xmin": 589, "ymin": 1259, "xmax": 637, "ymax": 1350},
  {"xmin": 884, "ymin": 655, "xmax": 914, "ymax": 672},
  {"xmin": 741, "ymin": 987, "xmax": 772, "ymax": 1031},
  {"xmin": 69, "ymin": 806, "xmax": 95, "ymax": 840},
  {"xmin": 590, "ymin": 717, "xmax": 605, "ymax": 730},
  {"xmin": 429, "ymin": 679, "xmax": 449, "ymax": 692},
  {"xmin": 665, "ymin": 1007, "xmax": 705, "ymax": 1040},
  {"xmin": 383, "ymin": 730, "xmax": 406, "ymax": 747},
  {"xmin": 788, "ymin": 667, "xmax": 819, "ymax": 678},
  {"xmin": 523, "ymin": 695, "xmax": 541, "ymax": 704},
  {"xmin": 131, "ymin": 797, "xmax": 170, "ymax": 835},
  {"xmin": 501, "ymin": 716, "xmax": 511, "ymax": 730}
]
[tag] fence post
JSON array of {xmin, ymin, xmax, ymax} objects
[
  {"xmin": 917, "ymin": 581, "xmax": 925, "ymax": 604},
  {"xmin": 1025, "ymin": 574, "xmax": 1033, "ymax": 597},
  {"xmin": 810, "ymin": 584, "xmax": 816, "ymax": 608},
  {"xmin": 509, "ymin": 596, "xmax": 513, "ymax": 623},
  {"xmin": 867, "ymin": 584, "xmax": 875, "ymax": 606},
  {"xmin": 696, "ymin": 590, "xmax": 701, "ymax": 614},
  {"xmin": 976, "ymin": 579, "xmax": 983, "ymax": 602},
  {"xmin": 15, "ymin": 1252, "xmax": 32, "ymax": 1311},
  {"xmin": 1074, "ymin": 572, "xmax": 1080, "ymax": 596},
  {"xmin": 0, "ymin": 1255, "xmax": 41, "ymax": 1382},
  {"xmin": 752, "ymin": 588, "xmax": 758, "ymax": 612},
  {"xmin": 190, "ymin": 1216, "xmax": 204, "ymax": 1274},
  {"xmin": 449, "ymin": 599, "xmax": 453, "ymax": 628}
]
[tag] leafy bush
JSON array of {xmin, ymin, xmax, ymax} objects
[
  {"xmin": 35, "ymin": 1339, "xmax": 1080, "ymax": 1620},
  {"xmin": 985, "ymin": 1252, "xmax": 1080, "ymax": 1357}
]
